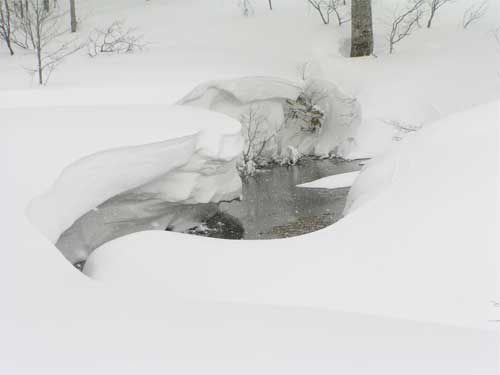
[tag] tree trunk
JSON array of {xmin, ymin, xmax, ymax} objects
[
  {"xmin": 43, "ymin": 0, "xmax": 49, "ymax": 11},
  {"xmin": 350, "ymin": 0, "xmax": 373, "ymax": 57},
  {"xmin": 426, "ymin": 10, "xmax": 435, "ymax": 28},
  {"xmin": 69, "ymin": 0, "xmax": 76, "ymax": 32},
  {"xmin": 268, "ymin": 0, "xmax": 272, "ymax": 10},
  {"xmin": 1, "ymin": 0, "xmax": 14, "ymax": 55}
]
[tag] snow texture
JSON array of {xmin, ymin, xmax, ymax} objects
[
  {"xmin": 85, "ymin": 101, "xmax": 499, "ymax": 333},
  {"xmin": 178, "ymin": 76, "xmax": 362, "ymax": 158},
  {"xmin": 1, "ymin": 0, "xmax": 499, "ymax": 373},
  {"xmin": 297, "ymin": 171, "xmax": 361, "ymax": 189},
  {"xmin": 22, "ymin": 105, "xmax": 242, "ymax": 261}
]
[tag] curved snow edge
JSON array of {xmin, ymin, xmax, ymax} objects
[{"xmin": 26, "ymin": 115, "xmax": 243, "ymax": 244}]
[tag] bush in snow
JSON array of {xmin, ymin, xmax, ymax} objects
[
  {"xmin": 285, "ymin": 86, "xmax": 327, "ymax": 134},
  {"xmin": 238, "ymin": 105, "xmax": 281, "ymax": 176},
  {"xmin": 382, "ymin": 119, "xmax": 423, "ymax": 141},
  {"xmin": 273, "ymin": 145, "xmax": 302, "ymax": 166},
  {"xmin": 18, "ymin": 0, "xmax": 84, "ymax": 85},
  {"xmin": 88, "ymin": 21, "xmax": 145, "ymax": 57}
]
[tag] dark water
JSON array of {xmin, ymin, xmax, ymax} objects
[{"xmin": 216, "ymin": 158, "xmax": 363, "ymax": 239}]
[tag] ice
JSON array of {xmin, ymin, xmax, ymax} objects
[{"xmin": 297, "ymin": 171, "xmax": 361, "ymax": 189}]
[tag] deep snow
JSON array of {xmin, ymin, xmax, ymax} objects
[
  {"xmin": 179, "ymin": 76, "xmax": 362, "ymax": 158},
  {"xmin": 1, "ymin": 0, "xmax": 498, "ymax": 158},
  {"xmin": 2, "ymin": 99, "xmax": 498, "ymax": 375},
  {"xmin": 84, "ymin": 101, "xmax": 499, "ymax": 332},
  {"xmin": 1, "ymin": 0, "xmax": 499, "ymax": 373}
]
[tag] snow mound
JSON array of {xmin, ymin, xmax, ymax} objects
[
  {"xmin": 178, "ymin": 76, "xmax": 362, "ymax": 158},
  {"xmin": 84, "ymin": 101, "xmax": 498, "ymax": 330},
  {"xmin": 25, "ymin": 105, "xmax": 243, "ymax": 262}
]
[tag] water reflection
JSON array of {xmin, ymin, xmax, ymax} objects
[{"xmin": 219, "ymin": 158, "xmax": 362, "ymax": 239}]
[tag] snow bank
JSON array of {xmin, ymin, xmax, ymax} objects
[
  {"xmin": 21, "ymin": 105, "xmax": 242, "ymax": 262},
  {"xmin": 2, "ymin": 100, "xmax": 497, "ymax": 373},
  {"xmin": 297, "ymin": 171, "xmax": 361, "ymax": 189},
  {"xmin": 178, "ymin": 76, "xmax": 362, "ymax": 158},
  {"xmin": 85, "ymin": 101, "xmax": 499, "ymax": 333}
]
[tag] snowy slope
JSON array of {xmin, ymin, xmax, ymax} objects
[
  {"xmin": 1, "ymin": 0, "xmax": 499, "ymax": 373},
  {"xmin": 179, "ymin": 76, "xmax": 362, "ymax": 158},
  {"xmin": 3, "ymin": 101, "xmax": 498, "ymax": 374},
  {"xmin": 5, "ymin": 104, "xmax": 242, "ymax": 265},
  {"xmin": 1, "ymin": 0, "xmax": 498, "ymax": 157},
  {"xmin": 85, "ymin": 101, "xmax": 499, "ymax": 332}
]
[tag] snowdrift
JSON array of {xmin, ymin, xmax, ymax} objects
[
  {"xmin": 178, "ymin": 76, "xmax": 362, "ymax": 158},
  {"xmin": 84, "ymin": 101, "xmax": 499, "ymax": 332},
  {"xmin": 23, "ymin": 105, "xmax": 243, "ymax": 264}
]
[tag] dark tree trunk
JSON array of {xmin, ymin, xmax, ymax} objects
[
  {"xmin": 69, "ymin": 0, "xmax": 76, "ymax": 32},
  {"xmin": 427, "ymin": 10, "xmax": 435, "ymax": 28},
  {"xmin": 268, "ymin": 0, "xmax": 272, "ymax": 10},
  {"xmin": 350, "ymin": 0, "xmax": 374, "ymax": 57},
  {"xmin": 43, "ymin": 0, "xmax": 49, "ymax": 11},
  {"xmin": 1, "ymin": 0, "xmax": 15, "ymax": 55}
]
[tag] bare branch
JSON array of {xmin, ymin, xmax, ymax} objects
[
  {"xmin": 463, "ymin": 0, "xmax": 488, "ymax": 29},
  {"xmin": 388, "ymin": 0, "xmax": 425, "ymax": 54},
  {"xmin": 426, "ymin": 0, "xmax": 454, "ymax": 28},
  {"xmin": 87, "ymin": 20, "xmax": 145, "ymax": 58}
]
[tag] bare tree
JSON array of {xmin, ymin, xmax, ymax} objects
[
  {"xmin": 239, "ymin": 0, "xmax": 254, "ymax": 17},
  {"xmin": 239, "ymin": 105, "xmax": 281, "ymax": 176},
  {"xmin": 69, "ymin": 0, "xmax": 75, "ymax": 32},
  {"xmin": 88, "ymin": 20, "xmax": 145, "ymax": 57},
  {"xmin": 268, "ymin": 0, "xmax": 272, "ymax": 10},
  {"xmin": 307, "ymin": 0, "xmax": 333, "ymax": 24},
  {"xmin": 426, "ymin": 0, "xmax": 453, "ymax": 28},
  {"xmin": 331, "ymin": 0, "xmax": 350, "ymax": 26},
  {"xmin": 351, "ymin": 0, "xmax": 373, "ymax": 57},
  {"xmin": 388, "ymin": 0, "xmax": 424, "ymax": 54},
  {"xmin": 21, "ymin": 0, "xmax": 83, "ymax": 84},
  {"xmin": 307, "ymin": 0, "xmax": 349, "ymax": 26},
  {"xmin": 0, "ymin": 0, "xmax": 15, "ymax": 55},
  {"xmin": 463, "ymin": 0, "xmax": 488, "ymax": 29}
]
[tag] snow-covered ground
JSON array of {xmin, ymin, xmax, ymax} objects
[
  {"xmin": 1, "ymin": 0, "xmax": 498, "ymax": 155},
  {"xmin": 83, "ymin": 101, "xmax": 499, "ymax": 330},
  {"xmin": 2, "ymin": 99, "xmax": 499, "ymax": 374},
  {"xmin": 21, "ymin": 105, "xmax": 242, "ymax": 264},
  {"xmin": 1, "ymin": 0, "xmax": 499, "ymax": 373}
]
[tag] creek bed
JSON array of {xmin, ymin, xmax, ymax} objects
[
  {"xmin": 57, "ymin": 157, "xmax": 364, "ymax": 268},
  {"xmin": 196, "ymin": 157, "xmax": 364, "ymax": 240}
]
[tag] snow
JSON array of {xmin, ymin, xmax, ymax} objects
[
  {"xmin": 84, "ymin": 101, "xmax": 499, "ymax": 331},
  {"xmin": 1, "ymin": 0, "xmax": 499, "ymax": 373},
  {"xmin": 13, "ymin": 104, "xmax": 242, "ymax": 263},
  {"xmin": 3, "ymin": 101, "xmax": 497, "ymax": 374},
  {"xmin": 1, "ymin": 0, "xmax": 497, "ymax": 158},
  {"xmin": 297, "ymin": 170, "xmax": 361, "ymax": 189},
  {"xmin": 179, "ymin": 76, "xmax": 362, "ymax": 158}
]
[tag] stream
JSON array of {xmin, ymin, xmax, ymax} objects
[
  {"xmin": 192, "ymin": 157, "xmax": 364, "ymax": 240},
  {"xmin": 56, "ymin": 157, "xmax": 364, "ymax": 268}
]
